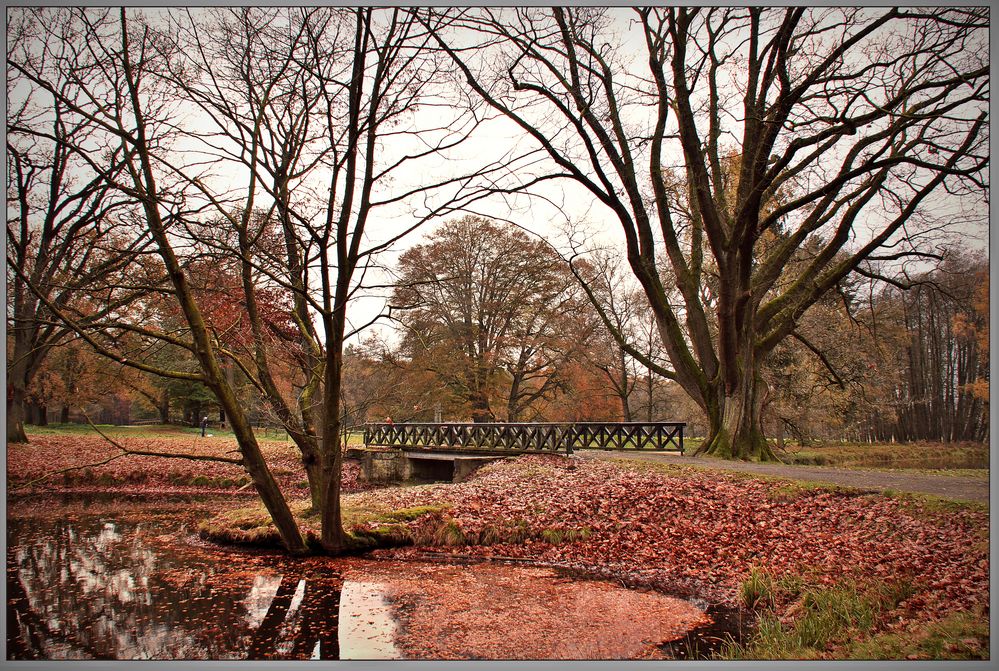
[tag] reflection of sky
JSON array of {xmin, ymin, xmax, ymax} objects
[
  {"xmin": 9, "ymin": 513, "xmax": 301, "ymax": 659},
  {"xmin": 7, "ymin": 508, "xmax": 380, "ymax": 660},
  {"xmin": 242, "ymin": 574, "xmax": 284, "ymax": 629},
  {"xmin": 338, "ymin": 581, "xmax": 400, "ymax": 660}
]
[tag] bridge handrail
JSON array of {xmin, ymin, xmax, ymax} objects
[{"xmin": 363, "ymin": 421, "xmax": 685, "ymax": 455}]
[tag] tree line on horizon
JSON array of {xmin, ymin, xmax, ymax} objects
[{"xmin": 14, "ymin": 215, "xmax": 988, "ymax": 445}]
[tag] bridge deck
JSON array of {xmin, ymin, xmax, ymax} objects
[{"xmin": 363, "ymin": 421, "xmax": 685, "ymax": 455}]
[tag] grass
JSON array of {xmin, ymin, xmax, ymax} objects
[
  {"xmin": 29, "ymin": 422, "xmax": 202, "ymax": 439},
  {"xmin": 197, "ymin": 499, "xmax": 454, "ymax": 550},
  {"xmin": 724, "ymin": 574, "xmax": 922, "ymax": 660},
  {"xmin": 198, "ymin": 500, "xmax": 314, "ymax": 548},
  {"xmin": 726, "ymin": 568, "xmax": 987, "ymax": 660},
  {"xmin": 199, "ymin": 493, "xmax": 595, "ymax": 553},
  {"xmin": 739, "ymin": 567, "xmax": 805, "ymax": 610},
  {"xmin": 840, "ymin": 609, "xmax": 989, "ymax": 660},
  {"xmin": 776, "ymin": 441, "xmax": 988, "ymax": 471}
]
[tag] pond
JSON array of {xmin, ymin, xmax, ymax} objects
[{"xmin": 7, "ymin": 496, "xmax": 719, "ymax": 660}]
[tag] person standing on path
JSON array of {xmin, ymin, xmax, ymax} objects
[{"xmin": 201, "ymin": 415, "xmax": 208, "ymax": 437}]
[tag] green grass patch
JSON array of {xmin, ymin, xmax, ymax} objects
[
  {"xmin": 539, "ymin": 526, "xmax": 592, "ymax": 544},
  {"xmin": 724, "ymin": 577, "xmax": 920, "ymax": 660},
  {"xmin": 26, "ymin": 423, "xmax": 366, "ymax": 447},
  {"xmin": 890, "ymin": 491, "xmax": 988, "ymax": 516},
  {"xmin": 840, "ymin": 608, "xmax": 989, "ymax": 660},
  {"xmin": 380, "ymin": 505, "xmax": 449, "ymax": 522},
  {"xmin": 764, "ymin": 481, "xmax": 828, "ymax": 502},
  {"xmin": 778, "ymin": 441, "xmax": 988, "ymax": 471},
  {"xmin": 606, "ymin": 458, "xmax": 700, "ymax": 479},
  {"xmin": 740, "ymin": 567, "xmax": 805, "ymax": 610},
  {"xmin": 430, "ymin": 519, "xmax": 467, "ymax": 546},
  {"xmin": 198, "ymin": 501, "xmax": 311, "ymax": 548},
  {"xmin": 718, "ymin": 470, "xmax": 862, "ymax": 499},
  {"xmin": 349, "ymin": 504, "xmax": 453, "ymax": 548},
  {"xmin": 200, "ymin": 499, "xmax": 455, "ymax": 551}
]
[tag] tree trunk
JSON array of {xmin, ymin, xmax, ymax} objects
[
  {"xmin": 158, "ymin": 390, "xmax": 170, "ymax": 424},
  {"xmin": 7, "ymin": 388, "xmax": 28, "ymax": 443},
  {"xmin": 319, "ymin": 340, "xmax": 348, "ymax": 553},
  {"xmin": 469, "ymin": 390, "xmax": 492, "ymax": 423},
  {"xmin": 703, "ymin": 393, "xmax": 774, "ymax": 461},
  {"xmin": 302, "ymin": 450, "xmax": 324, "ymax": 513},
  {"xmin": 699, "ymin": 372, "xmax": 776, "ymax": 461},
  {"xmin": 26, "ymin": 401, "xmax": 42, "ymax": 426},
  {"xmin": 618, "ymin": 349, "xmax": 632, "ymax": 421},
  {"xmin": 646, "ymin": 370, "xmax": 654, "ymax": 422},
  {"xmin": 507, "ymin": 373, "xmax": 522, "ymax": 422},
  {"xmin": 619, "ymin": 390, "xmax": 633, "ymax": 423},
  {"xmin": 60, "ymin": 405, "xmax": 70, "ymax": 424},
  {"xmin": 220, "ymin": 380, "xmax": 309, "ymax": 555}
]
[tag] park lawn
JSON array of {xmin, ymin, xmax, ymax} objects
[
  {"xmin": 9, "ymin": 425, "xmax": 370, "ymax": 494},
  {"xmin": 773, "ymin": 440, "xmax": 989, "ymax": 471},
  {"xmin": 23, "ymin": 422, "xmax": 366, "ymax": 445},
  {"xmin": 7, "ymin": 427, "xmax": 353, "ymax": 494}
]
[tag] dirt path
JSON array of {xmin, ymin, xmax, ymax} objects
[{"xmin": 577, "ymin": 450, "xmax": 989, "ymax": 503}]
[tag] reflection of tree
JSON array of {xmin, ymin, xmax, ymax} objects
[
  {"xmin": 7, "ymin": 515, "xmax": 345, "ymax": 660},
  {"xmin": 292, "ymin": 577, "xmax": 341, "ymax": 659},
  {"xmin": 246, "ymin": 575, "xmax": 341, "ymax": 659},
  {"xmin": 247, "ymin": 576, "xmax": 298, "ymax": 658},
  {"xmin": 8, "ymin": 553, "xmax": 49, "ymax": 659}
]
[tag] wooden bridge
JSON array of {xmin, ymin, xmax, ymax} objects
[{"xmin": 362, "ymin": 421, "xmax": 685, "ymax": 456}]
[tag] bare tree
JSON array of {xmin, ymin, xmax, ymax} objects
[
  {"xmin": 575, "ymin": 252, "xmax": 659, "ymax": 421},
  {"xmin": 426, "ymin": 7, "xmax": 989, "ymax": 459},
  {"xmin": 868, "ymin": 254, "xmax": 989, "ymax": 443},
  {"xmin": 6, "ymin": 10, "xmax": 149, "ymax": 443},
  {"xmin": 10, "ymin": 7, "xmax": 506, "ymax": 553},
  {"xmin": 8, "ymin": 7, "xmax": 309, "ymax": 553},
  {"xmin": 160, "ymin": 8, "xmax": 502, "ymax": 551}
]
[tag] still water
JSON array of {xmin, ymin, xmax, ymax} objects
[
  {"xmin": 7, "ymin": 496, "xmax": 717, "ymax": 660},
  {"xmin": 7, "ymin": 498, "xmax": 387, "ymax": 660}
]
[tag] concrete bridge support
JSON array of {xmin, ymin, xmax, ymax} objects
[{"xmin": 346, "ymin": 447, "xmax": 502, "ymax": 484}]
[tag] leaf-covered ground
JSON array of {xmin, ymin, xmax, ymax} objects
[
  {"xmin": 7, "ymin": 434, "xmax": 364, "ymax": 495},
  {"xmin": 346, "ymin": 455, "xmax": 988, "ymax": 624}
]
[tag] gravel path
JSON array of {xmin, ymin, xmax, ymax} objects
[{"xmin": 577, "ymin": 450, "xmax": 990, "ymax": 503}]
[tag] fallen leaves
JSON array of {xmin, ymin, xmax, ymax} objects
[
  {"xmin": 345, "ymin": 455, "xmax": 989, "ymax": 620},
  {"xmin": 7, "ymin": 434, "xmax": 366, "ymax": 495},
  {"xmin": 337, "ymin": 559, "xmax": 711, "ymax": 660}
]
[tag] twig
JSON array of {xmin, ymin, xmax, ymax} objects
[
  {"xmin": 12, "ymin": 451, "xmax": 132, "ymax": 490},
  {"xmin": 85, "ymin": 416, "xmax": 244, "ymax": 464}
]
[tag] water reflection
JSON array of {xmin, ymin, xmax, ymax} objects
[
  {"xmin": 8, "ymin": 501, "xmax": 721, "ymax": 660},
  {"xmin": 7, "ymin": 511, "xmax": 349, "ymax": 660},
  {"xmin": 338, "ymin": 581, "xmax": 399, "ymax": 659}
]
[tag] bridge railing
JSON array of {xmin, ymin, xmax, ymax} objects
[{"xmin": 363, "ymin": 421, "xmax": 685, "ymax": 455}]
